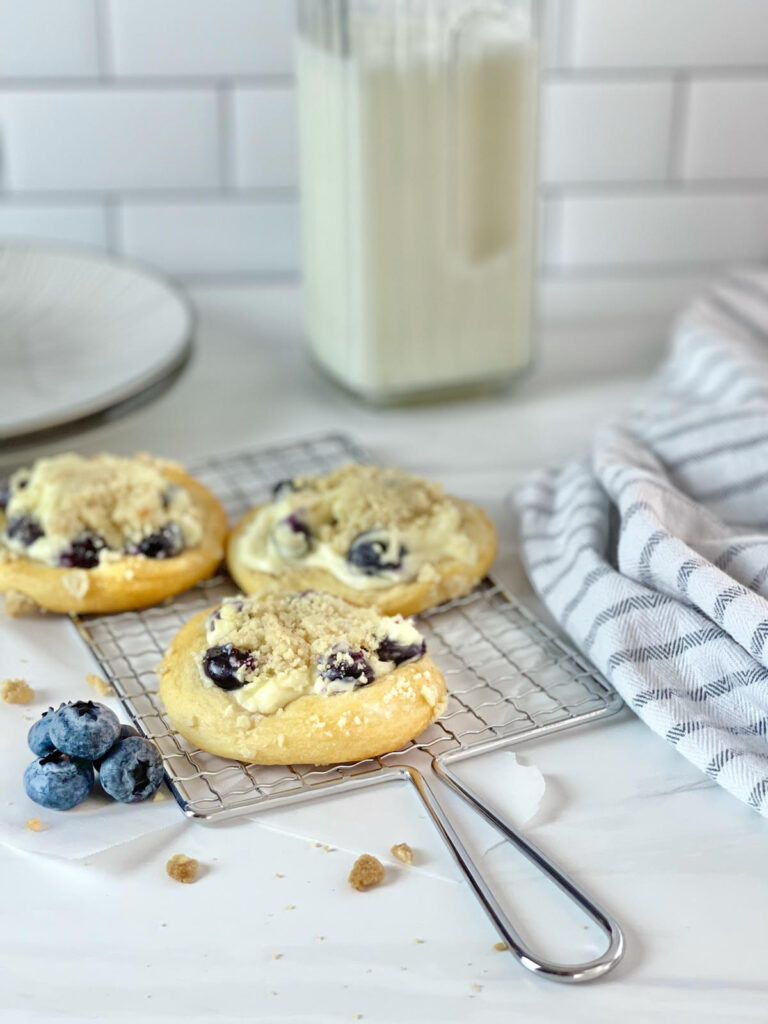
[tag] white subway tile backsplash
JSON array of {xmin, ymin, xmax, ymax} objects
[
  {"xmin": 0, "ymin": 0, "xmax": 99, "ymax": 78},
  {"xmin": 107, "ymin": 0, "xmax": 294, "ymax": 77},
  {"xmin": 539, "ymin": 270, "xmax": 716, "ymax": 322},
  {"xmin": 683, "ymin": 78, "xmax": 768, "ymax": 180},
  {"xmin": 0, "ymin": 0, "xmax": 765, "ymax": 305},
  {"xmin": 552, "ymin": 192, "xmax": 768, "ymax": 268},
  {"xmin": 569, "ymin": 0, "xmax": 768, "ymax": 69},
  {"xmin": 119, "ymin": 201, "xmax": 299, "ymax": 275},
  {"xmin": 542, "ymin": 80, "xmax": 674, "ymax": 183},
  {"xmin": 230, "ymin": 87, "xmax": 298, "ymax": 189},
  {"xmin": 0, "ymin": 90, "xmax": 219, "ymax": 191},
  {"xmin": 0, "ymin": 203, "xmax": 107, "ymax": 248}
]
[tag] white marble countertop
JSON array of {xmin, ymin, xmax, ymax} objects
[{"xmin": 2, "ymin": 285, "xmax": 766, "ymax": 1023}]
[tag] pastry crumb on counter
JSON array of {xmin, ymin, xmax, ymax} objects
[
  {"xmin": 353, "ymin": 1014, "xmax": 363, "ymax": 1020},
  {"xmin": 348, "ymin": 854, "xmax": 385, "ymax": 891},
  {"xmin": 390, "ymin": 842, "xmax": 414, "ymax": 865},
  {"xmin": 493, "ymin": 941, "xmax": 508, "ymax": 952},
  {"xmin": 166, "ymin": 853, "xmax": 199, "ymax": 883},
  {"xmin": 270, "ymin": 952, "xmax": 283, "ymax": 961},
  {"xmin": 26, "ymin": 818, "xmax": 47, "ymax": 832},
  {"xmin": 3, "ymin": 590, "xmax": 43, "ymax": 618},
  {"xmin": 414, "ymin": 938, "xmax": 425, "ymax": 944},
  {"xmin": 1, "ymin": 677, "xmax": 34, "ymax": 703},
  {"xmin": 86, "ymin": 673, "xmax": 114, "ymax": 697},
  {"xmin": 152, "ymin": 788, "xmax": 166, "ymax": 802},
  {"xmin": 472, "ymin": 984, "xmax": 483, "ymax": 993}
]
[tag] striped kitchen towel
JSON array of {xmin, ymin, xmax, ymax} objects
[{"xmin": 515, "ymin": 268, "xmax": 768, "ymax": 816}]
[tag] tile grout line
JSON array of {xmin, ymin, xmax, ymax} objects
[
  {"xmin": 0, "ymin": 187, "xmax": 300, "ymax": 204},
  {"xmin": 93, "ymin": 0, "xmax": 114, "ymax": 80},
  {"xmin": 555, "ymin": 0, "xmax": 575, "ymax": 69},
  {"xmin": 666, "ymin": 74, "xmax": 690, "ymax": 182},
  {"xmin": 217, "ymin": 83, "xmax": 233, "ymax": 190},
  {"xmin": 104, "ymin": 195, "xmax": 122, "ymax": 254},
  {"xmin": 0, "ymin": 74, "xmax": 296, "ymax": 90},
  {"xmin": 540, "ymin": 179, "xmax": 768, "ymax": 197}
]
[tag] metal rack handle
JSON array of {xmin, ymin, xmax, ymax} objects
[{"xmin": 406, "ymin": 763, "xmax": 625, "ymax": 983}]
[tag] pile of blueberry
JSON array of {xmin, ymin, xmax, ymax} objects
[{"xmin": 24, "ymin": 700, "xmax": 164, "ymax": 811}]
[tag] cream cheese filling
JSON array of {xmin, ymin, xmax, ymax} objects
[
  {"xmin": 198, "ymin": 594, "xmax": 426, "ymax": 716},
  {"xmin": 1, "ymin": 453, "xmax": 203, "ymax": 567},
  {"xmin": 235, "ymin": 485, "xmax": 477, "ymax": 590}
]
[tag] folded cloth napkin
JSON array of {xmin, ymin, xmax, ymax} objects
[{"xmin": 515, "ymin": 268, "xmax": 768, "ymax": 817}]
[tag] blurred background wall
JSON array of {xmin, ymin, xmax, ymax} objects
[{"xmin": 1, "ymin": 0, "xmax": 767, "ymax": 332}]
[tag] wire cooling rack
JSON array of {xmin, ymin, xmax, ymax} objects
[
  {"xmin": 70, "ymin": 433, "xmax": 626, "ymax": 983},
  {"xmin": 70, "ymin": 433, "xmax": 620, "ymax": 821}
]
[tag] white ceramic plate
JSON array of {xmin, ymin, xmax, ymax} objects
[{"xmin": 0, "ymin": 244, "xmax": 193, "ymax": 441}]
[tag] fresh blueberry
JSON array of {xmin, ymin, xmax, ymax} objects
[
  {"xmin": 271, "ymin": 478, "xmax": 297, "ymax": 501},
  {"xmin": 318, "ymin": 648, "xmax": 375, "ymax": 687},
  {"xmin": 59, "ymin": 532, "xmax": 105, "ymax": 569},
  {"xmin": 27, "ymin": 703, "xmax": 71, "ymax": 757},
  {"xmin": 133, "ymin": 522, "xmax": 184, "ymax": 559},
  {"xmin": 0, "ymin": 479, "xmax": 9, "ymax": 511},
  {"xmin": 5, "ymin": 515, "xmax": 44, "ymax": 547},
  {"xmin": 123, "ymin": 522, "xmax": 184, "ymax": 560},
  {"xmin": 93, "ymin": 724, "xmax": 140, "ymax": 769},
  {"xmin": 377, "ymin": 637, "xmax": 426, "ymax": 666},
  {"xmin": 24, "ymin": 751, "xmax": 94, "ymax": 811},
  {"xmin": 272, "ymin": 513, "xmax": 312, "ymax": 558},
  {"xmin": 98, "ymin": 736, "xmax": 164, "ymax": 803},
  {"xmin": 48, "ymin": 700, "xmax": 121, "ymax": 760},
  {"xmin": 202, "ymin": 644, "xmax": 254, "ymax": 690},
  {"xmin": 347, "ymin": 529, "xmax": 406, "ymax": 576}
]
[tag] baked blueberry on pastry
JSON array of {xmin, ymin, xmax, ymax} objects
[
  {"xmin": 158, "ymin": 591, "xmax": 446, "ymax": 764},
  {"xmin": 0, "ymin": 453, "xmax": 227, "ymax": 613},
  {"xmin": 226, "ymin": 464, "xmax": 496, "ymax": 616}
]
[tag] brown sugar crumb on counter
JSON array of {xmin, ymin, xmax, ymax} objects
[
  {"xmin": 493, "ymin": 941, "xmax": 508, "ymax": 952},
  {"xmin": 26, "ymin": 818, "xmax": 47, "ymax": 832},
  {"xmin": 348, "ymin": 854, "xmax": 385, "ymax": 891},
  {"xmin": 166, "ymin": 853, "xmax": 199, "ymax": 883},
  {"xmin": 86, "ymin": 673, "xmax": 114, "ymax": 697},
  {"xmin": 3, "ymin": 590, "xmax": 43, "ymax": 618},
  {"xmin": 390, "ymin": 842, "xmax": 414, "ymax": 865},
  {"xmin": 1, "ymin": 678, "xmax": 34, "ymax": 704}
]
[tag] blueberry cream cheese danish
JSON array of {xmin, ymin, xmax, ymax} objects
[
  {"xmin": 158, "ymin": 591, "xmax": 446, "ymax": 764},
  {"xmin": 0, "ymin": 453, "xmax": 227, "ymax": 613},
  {"xmin": 226, "ymin": 465, "xmax": 496, "ymax": 616}
]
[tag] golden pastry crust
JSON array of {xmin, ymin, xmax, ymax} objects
[
  {"xmin": 0, "ymin": 466, "xmax": 227, "ymax": 614},
  {"xmin": 226, "ymin": 500, "xmax": 496, "ymax": 617},
  {"xmin": 158, "ymin": 608, "xmax": 447, "ymax": 764}
]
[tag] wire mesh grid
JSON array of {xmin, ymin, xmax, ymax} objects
[{"xmin": 70, "ymin": 434, "xmax": 618, "ymax": 821}]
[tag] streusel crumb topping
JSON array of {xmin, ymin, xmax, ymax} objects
[
  {"xmin": 201, "ymin": 591, "xmax": 426, "ymax": 715},
  {"xmin": 1, "ymin": 678, "xmax": 34, "ymax": 704},
  {"xmin": 348, "ymin": 853, "xmax": 385, "ymax": 891},
  {"xmin": 166, "ymin": 853, "xmax": 199, "ymax": 883},
  {"xmin": 289, "ymin": 465, "xmax": 448, "ymax": 555},
  {"xmin": 237, "ymin": 464, "xmax": 477, "ymax": 589},
  {"xmin": 214, "ymin": 592, "xmax": 393, "ymax": 673},
  {"xmin": 1, "ymin": 453, "xmax": 202, "ymax": 567}
]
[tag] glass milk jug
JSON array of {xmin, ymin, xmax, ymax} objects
[{"xmin": 296, "ymin": 0, "xmax": 540, "ymax": 402}]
